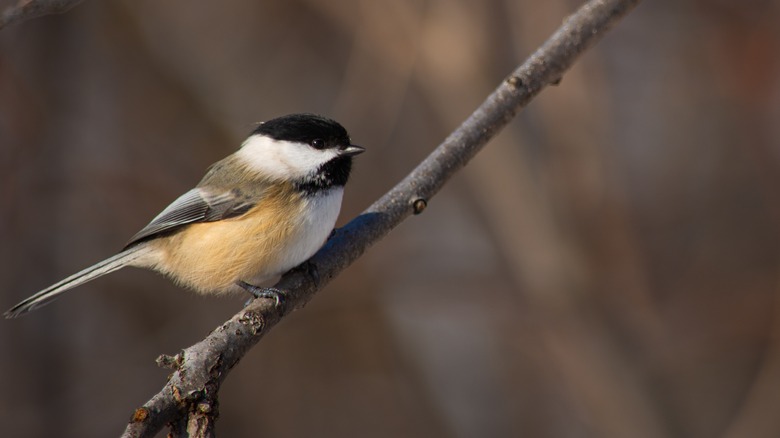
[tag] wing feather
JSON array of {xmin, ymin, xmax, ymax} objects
[{"xmin": 124, "ymin": 187, "xmax": 257, "ymax": 248}]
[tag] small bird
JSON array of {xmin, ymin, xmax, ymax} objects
[{"xmin": 4, "ymin": 113, "xmax": 364, "ymax": 318}]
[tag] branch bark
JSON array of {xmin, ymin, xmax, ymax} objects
[{"xmin": 121, "ymin": 0, "xmax": 642, "ymax": 436}]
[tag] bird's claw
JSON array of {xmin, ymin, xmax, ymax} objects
[{"xmin": 237, "ymin": 281, "xmax": 286, "ymax": 308}]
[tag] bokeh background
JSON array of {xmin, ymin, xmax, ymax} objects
[{"xmin": 2, "ymin": 0, "xmax": 780, "ymax": 437}]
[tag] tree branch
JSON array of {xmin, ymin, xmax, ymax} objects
[{"xmin": 121, "ymin": 0, "xmax": 641, "ymax": 436}]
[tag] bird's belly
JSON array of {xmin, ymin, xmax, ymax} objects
[{"xmin": 152, "ymin": 188, "xmax": 344, "ymax": 294}]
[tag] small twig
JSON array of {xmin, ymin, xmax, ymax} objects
[
  {"xmin": 0, "ymin": 0, "xmax": 84, "ymax": 30},
  {"xmin": 115, "ymin": 0, "xmax": 641, "ymax": 436}
]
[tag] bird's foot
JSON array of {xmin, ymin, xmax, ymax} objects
[{"xmin": 237, "ymin": 281, "xmax": 286, "ymax": 308}]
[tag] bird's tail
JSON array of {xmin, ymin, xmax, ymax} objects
[{"xmin": 4, "ymin": 245, "xmax": 152, "ymax": 318}]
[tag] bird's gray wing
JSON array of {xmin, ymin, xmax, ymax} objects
[{"xmin": 124, "ymin": 187, "xmax": 257, "ymax": 248}]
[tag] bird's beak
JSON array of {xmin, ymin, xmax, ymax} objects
[{"xmin": 339, "ymin": 144, "xmax": 365, "ymax": 157}]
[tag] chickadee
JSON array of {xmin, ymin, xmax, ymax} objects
[{"xmin": 4, "ymin": 113, "xmax": 364, "ymax": 318}]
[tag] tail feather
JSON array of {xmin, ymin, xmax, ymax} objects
[{"xmin": 4, "ymin": 246, "xmax": 150, "ymax": 318}]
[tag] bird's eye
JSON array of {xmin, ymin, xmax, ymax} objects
[{"xmin": 311, "ymin": 139, "xmax": 325, "ymax": 149}]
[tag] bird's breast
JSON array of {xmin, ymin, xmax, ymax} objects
[{"xmin": 152, "ymin": 185, "xmax": 344, "ymax": 294}]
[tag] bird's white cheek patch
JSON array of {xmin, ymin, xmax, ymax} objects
[{"xmin": 237, "ymin": 136, "xmax": 338, "ymax": 180}]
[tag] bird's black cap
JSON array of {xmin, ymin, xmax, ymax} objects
[{"xmin": 251, "ymin": 113, "xmax": 351, "ymax": 149}]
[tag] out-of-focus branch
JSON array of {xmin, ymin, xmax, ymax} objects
[
  {"xmin": 120, "ymin": 0, "xmax": 641, "ymax": 436},
  {"xmin": 0, "ymin": 0, "xmax": 84, "ymax": 30}
]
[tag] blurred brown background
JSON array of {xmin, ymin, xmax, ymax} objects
[{"xmin": 2, "ymin": 0, "xmax": 780, "ymax": 437}]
